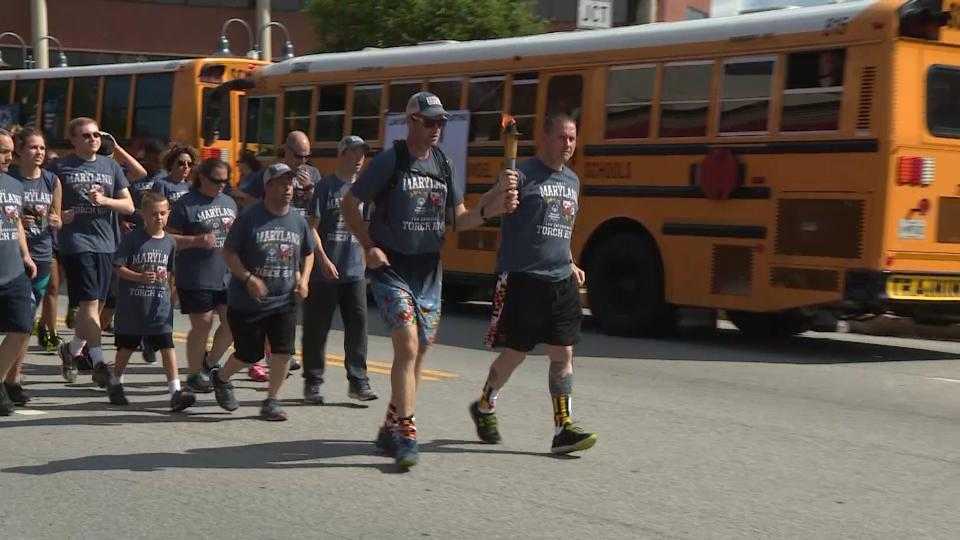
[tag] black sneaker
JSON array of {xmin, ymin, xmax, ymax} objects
[
  {"xmin": 107, "ymin": 383, "xmax": 129, "ymax": 406},
  {"xmin": 3, "ymin": 382, "xmax": 31, "ymax": 405},
  {"xmin": 77, "ymin": 346, "xmax": 93, "ymax": 373},
  {"xmin": 186, "ymin": 372, "xmax": 212, "ymax": 394},
  {"xmin": 392, "ymin": 429, "xmax": 419, "ymax": 469},
  {"xmin": 170, "ymin": 389, "xmax": 196, "ymax": 412},
  {"xmin": 550, "ymin": 422, "xmax": 598, "ymax": 455},
  {"xmin": 303, "ymin": 381, "xmax": 324, "ymax": 405},
  {"xmin": 469, "ymin": 401, "xmax": 502, "ymax": 444},
  {"xmin": 0, "ymin": 383, "xmax": 14, "ymax": 416},
  {"xmin": 210, "ymin": 369, "xmax": 239, "ymax": 412},
  {"xmin": 92, "ymin": 363, "xmax": 111, "ymax": 389},
  {"xmin": 141, "ymin": 344, "xmax": 157, "ymax": 364},
  {"xmin": 289, "ymin": 359, "xmax": 301, "ymax": 371},
  {"xmin": 57, "ymin": 342, "xmax": 78, "ymax": 383},
  {"xmin": 260, "ymin": 398, "xmax": 288, "ymax": 421},
  {"xmin": 374, "ymin": 424, "xmax": 395, "ymax": 456},
  {"xmin": 348, "ymin": 380, "xmax": 378, "ymax": 402}
]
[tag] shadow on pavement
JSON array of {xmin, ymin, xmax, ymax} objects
[{"xmin": 1, "ymin": 438, "xmax": 577, "ymax": 476}]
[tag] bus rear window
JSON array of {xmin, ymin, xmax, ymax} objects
[{"xmin": 927, "ymin": 66, "xmax": 960, "ymax": 138}]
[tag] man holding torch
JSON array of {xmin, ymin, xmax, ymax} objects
[
  {"xmin": 470, "ymin": 113, "xmax": 598, "ymax": 455},
  {"xmin": 341, "ymin": 91, "xmax": 518, "ymax": 469}
]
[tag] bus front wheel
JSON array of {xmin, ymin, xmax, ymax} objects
[
  {"xmin": 587, "ymin": 232, "xmax": 675, "ymax": 337},
  {"xmin": 727, "ymin": 309, "xmax": 812, "ymax": 338}
]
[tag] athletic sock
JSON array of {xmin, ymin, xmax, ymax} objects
[
  {"xmin": 168, "ymin": 379, "xmax": 181, "ymax": 396},
  {"xmin": 478, "ymin": 384, "xmax": 499, "ymax": 414},
  {"xmin": 88, "ymin": 346, "xmax": 105, "ymax": 366},
  {"xmin": 551, "ymin": 394, "xmax": 572, "ymax": 435},
  {"xmin": 68, "ymin": 337, "xmax": 86, "ymax": 357},
  {"xmin": 395, "ymin": 415, "xmax": 417, "ymax": 439}
]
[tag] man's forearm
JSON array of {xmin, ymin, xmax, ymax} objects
[{"xmin": 223, "ymin": 248, "xmax": 251, "ymax": 281}]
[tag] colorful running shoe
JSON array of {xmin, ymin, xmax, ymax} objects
[
  {"xmin": 550, "ymin": 422, "xmax": 598, "ymax": 455},
  {"xmin": 248, "ymin": 363, "xmax": 268, "ymax": 382},
  {"xmin": 57, "ymin": 342, "xmax": 78, "ymax": 383},
  {"xmin": 469, "ymin": 401, "xmax": 502, "ymax": 444}
]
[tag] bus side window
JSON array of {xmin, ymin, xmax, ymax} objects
[
  {"xmin": 719, "ymin": 58, "xmax": 774, "ymax": 135},
  {"xmin": 605, "ymin": 65, "xmax": 655, "ymax": 139},
  {"xmin": 133, "ymin": 73, "xmax": 173, "ymax": 141},
  {"xmin": 781, "ymin": 49, "xmax": 845, "ymax": 132},
  {"xmin": 101, "ymin": 75, "xmax": 131, "ymax": 138},
  {"xmin": 245, "ymin": 96, "xmax": 277, "ymax": 152},
  {"xmin": 14, "ymin": 79, "xmax": 39, "ymax": 127},
  {"xmin": 468, "ymin": 75, "xmax": 505, "ymax": 143},
  {"xmin": 0, "ymin": 81, "xmax": 10, "ymax": 105},
  {"xmin": 660, "ymin": 62, "xmax": 711, "ymax": 138},
  {"xmin": 546, "ymin": 74, "xmax": 583, "ymax": 123},
  {"xmin": 389, "ymin": 81, "xmax": 423, "ymax": 114},
  {"xmin": 71, "ymin": 77, "xmax": 99, "ymax": 120},
  {"xmin": 42, "ymin": 78, "xmax": 69, "ymax": 141},
  {"xmin": 511, "ymin": 72, "xmax": 538, "ymax": 140},
  {"xmin": 428, "ymin": 79, "xmax": 463, "ymax": 111},
  {"xmin": 315, "ymin": 84, "xmax": 346, "ymax": 143},
  {"xmin": 351, "ymin": 84, "xmax": 382, "ymax": 142},
  {"xmin": 283, "ymin": 88, "xmax": 313, "ymax": 136}
]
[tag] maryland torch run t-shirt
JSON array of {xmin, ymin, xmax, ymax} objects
[
  {"xmin": 496, "ymin": 157, "xmax": 579, "ymax": 281},
  {"xmin": 152, "ymin": 176, "xmax": 190, "ymax": 204},
  {"xmin": 126, "ymin": 170, "xmax": 165, "ymax": 231},
  {"xmin": 0, "ymin": 173, "xmax": 26, "ymax": 286},
  {"xmin": 350, "ymin": 146, "xmax": 462, "ymax": 256},
  {"xmin": 168, "ymin": 188, "xmax": 238, "ymax": 291},
  {"xmin": 52, "ymin": 154, "xmax": 129, "ymax": 255},
  {"xmin": 113, "ymin": 229, "xmax": 176, "ymax": 336},
  {"xmin": 308, "ymin": 174, "xmax": 365, "ymax": 284},
  {"xmin": 9, "ymin": 167, "xmax": 58, "ymax": 263},
  {"xmin": 225, "ymin": 201, "xmax": 315, "ymax": 318}
]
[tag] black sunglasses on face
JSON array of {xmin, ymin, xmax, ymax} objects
[
  {"xmin": 80, "ymin": 132, "xmax": 101, "ymax": 140},
  {"xmin": 415, "ymin": 115, "xmax": 446, "ymax": 129},
  {"xmin": 203, "ymin": 175, "xmax": 230, "ymax": 185}
]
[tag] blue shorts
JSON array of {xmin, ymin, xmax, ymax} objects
[
  {"xmin": 0, "ymin": 274, "xmax": 36, "ymax": 334},
  {"xmin": 367, "ymin": 251, "xmax": 442, "ymax": 346},
  {"xmin": 63, "ymin": 252, "xmax": 113, "ymax": 303}
]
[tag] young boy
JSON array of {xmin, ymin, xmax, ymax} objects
[{"xmin": 107, "ymin": 191, "xmax": 194, "ymax": 412}]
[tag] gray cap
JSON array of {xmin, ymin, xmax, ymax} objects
[
  {"xmin": 406, "ymin": 91, "xmax": 448, "ymax": 119},
  {"xmin": 263, "ymin": 162, "xmax": 293, "ymax": 183},
  {"xmin": 338, "ymin": 135, "xmax": 370, "ymax": 154}
]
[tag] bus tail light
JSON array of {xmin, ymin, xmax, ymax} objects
[{"xmin": 897, "ymin": 156, "xmax": 935, "ymax": 185}]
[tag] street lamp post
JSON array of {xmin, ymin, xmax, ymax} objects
[
  {"xmin": 256, "ymin": 21, "xmax": 295, "ymax": 61},
  {"xmin": 37, "ymin": 35, "xmax": 67, "ymax": 67},
  {"xmin": 215, "ymin": 18, "xmax": 259, "ymax": 59},
  {"xmin": 0, "ymin": 32, "xmax": 34, "ymax": 69}
]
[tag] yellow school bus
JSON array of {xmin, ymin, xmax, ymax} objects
[
  {"xmin": 243, "ymin": 0, "xmax": 960, "ymax": 336},
  {"xmin": 0, "ymin": 58, "xmax": 267, "ymax": 183}
]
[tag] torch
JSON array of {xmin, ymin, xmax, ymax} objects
[{"xmin": 501, "ymin": 114, "xmax": 519, "ymax": 171}]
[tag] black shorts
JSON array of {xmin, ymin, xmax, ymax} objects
[
  {"xmin": 178, "ymin": 288, "xmax": 228, "ymax": 315},
  {"xmin": 63, "ymin": 252, "xmax": 114, "ymax": 303},
  {"xmin": 115, "ymin": 333, "xmax": 175, "ymax": 352},
  {"xmin": 491, "ymin": 273, "xmax": 581, "ymax": 353},
  {"xmin": 227, "ymin": 308, "xmax": 296, "ymax": 364},
  {"xmin": 0, "ymin": 274, "xmax": 36, "ymax": 334}
]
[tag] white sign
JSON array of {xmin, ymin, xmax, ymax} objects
[
  {"xmin": 898, "ymin": 218, "xmax": 926, "ymax": 240},
  {"xmin": 578, "ymin": 0, "xmax": 613, "ymax": 30},
  {"xmin": 384, "ymin": 111, "xmax": 470, "ymax": 197}
]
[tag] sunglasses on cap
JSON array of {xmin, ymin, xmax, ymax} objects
[{"xmin": 414, "ymin": 115, "xmax": 446, "ymax": 129}]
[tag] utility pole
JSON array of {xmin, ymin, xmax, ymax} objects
[
  {"xmin": 31, "ymin": 0, "xmax": 49, "ymax": 68},
  {"xmin": 256, "ymin": 0, "xmax": 271, "ymax": 61}
]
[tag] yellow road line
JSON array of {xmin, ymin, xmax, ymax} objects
[{"xmin": 54, "ymin": 318, "xmax": 458, "ymax": 381}]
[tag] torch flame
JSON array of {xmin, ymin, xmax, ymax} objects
[{"xmin": 501, "ymin": 114, "xmax": 517, "ymax": 132}]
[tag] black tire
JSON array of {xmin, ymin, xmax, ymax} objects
[
  {"xmin": 728, "ymin": 309, "xmax": 812, "ymax": 338},
  {"xmin": 587, "ymin": 232, "xmax": 675, "ymax": 337}
]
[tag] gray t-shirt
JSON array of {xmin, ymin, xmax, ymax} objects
[
  {"xmin": 126, "ymin": 170, "xmax": 165, "ymax": 230},
  {"xmin": 0, "ymin": 173, "xmax": 25, "ymax": 286},
  {"xmin": 10, "ymin": 168, "xmax": 58, "ymax": 263},
  {"xmin": 350, "ymin": 145, "xmax": 462, "ymax": 256},
  {"xmin": 225, "ymin": 202, "xmax": 315, "ymax": 318},
  {"xmin": 497, "ymin": 158, "xmax": 579, "ymax": 281},
  {"xmin": 168, "ymin": 189, "xmax": 238, "ymax": 291},
  {"xmin": 240, "ymin": 165, "xmax": 319, "ymax": 218},
  {"xmin": 113, "ymin": 229, "xmax": 176, "ymax": 336},
  {"xmin": 309, "ymin": 174, "xmax": 364, "ymax": 284},
  {"xmin": 52, "ymin": 155, "xmax": 129, "ymax": 255},
  {"xmin": 152, "ymin": 176, "xmax": 190, "ymax": 204}
]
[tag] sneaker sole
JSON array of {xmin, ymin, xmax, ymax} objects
[
  {"xmin": 348, "ymin": 391, "xmax": 379, "ymax": 401},
  {"xmin": 396, "ymin": 455, "xmax": 418, "ymax": 469},
  {"xmin": 261, "ymin": 413, "xmax": 288, "ymax": 421},
  {"xmin": 550, "ymin": 433, "xmax": 599, "ymax": 455}
]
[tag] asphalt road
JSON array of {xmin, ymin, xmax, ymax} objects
[{"xmin": 1, "ymin": 301, "xmax": 959, "ymax": 539}]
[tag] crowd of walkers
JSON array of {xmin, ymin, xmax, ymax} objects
[{"xmin": 0, "ymin": 91, "xmax": 598, "ymax": 469}]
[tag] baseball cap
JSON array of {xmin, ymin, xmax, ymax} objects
[
  {"xmin": 263, "ymin": 162, "xmax": 293, "ymax": 183},
  {"xmin": 406, "ymin": 91, "xmax": 448, "ymax": 119},
  {"xmin": 338, "ymin": 135, "xmax": 370, "ymax": 155}
]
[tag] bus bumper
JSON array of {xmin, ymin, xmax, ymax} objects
[{"xmin": 844, "ymin": 270, "xmax": 960, "ymax": 323}]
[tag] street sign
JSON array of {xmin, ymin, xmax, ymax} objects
[{"xmin": 578, "ymin": 0, "xmax": 613, "ymax": 30}]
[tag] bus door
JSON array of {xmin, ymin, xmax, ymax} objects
[{"xmin": 542, "ymin": 72, "xmax": 585, "ymax": 168}]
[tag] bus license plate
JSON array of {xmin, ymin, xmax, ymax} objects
[{"xmin": 887, "ymin": 276, "xmax": 960, "ymax": 300}]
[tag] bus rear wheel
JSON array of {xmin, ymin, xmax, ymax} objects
[
  {"xmin": 727, "ymin": 309, "xmax": 812, "ymax": 338},
  {"xmin": 587, "ymin": 232, "xmax": 675, "ymax": 337}
]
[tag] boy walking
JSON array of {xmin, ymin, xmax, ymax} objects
[{"xmin": 106, "ymin": 191, "xmax": 194, "ymax": 412}]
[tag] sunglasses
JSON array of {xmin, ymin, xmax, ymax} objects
[
  {"xmin": 203, "ymin": 175, "xmax": 230, "ymax": 185},
  {"xmin": 415, "ymin": 116, "xmax": 446, "ymax": 129},
  {"xmin": 80, "ymin": 132, "xmax": 101, "ymax": 140},
  {"xmin": 177, "ymin": 160, "xmax": 193, "ymax": 167}
]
